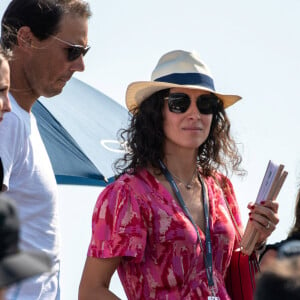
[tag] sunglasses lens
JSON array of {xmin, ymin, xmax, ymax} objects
[
  {"xmin": 67, "ymin": 47, "xmax": 81, "ymax": 61},
  {"xmin": 67, "ymin": 46, "xmax": 90, "ymax": 61},
  {"xmin": 197, "ymin": 94, "xmax": 220, "ymax": 114},
  {"xmin": 168, "ymin": 93, "xmax": 190, "ymax": 113}
]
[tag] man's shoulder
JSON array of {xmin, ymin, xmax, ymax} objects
[
  {"xmin": 1, "ymin": 95, "xmax": 33, "ymax": 137},
  {"xmin": 0, "ymin": 110, "xmax": 27, "ymax": 136}
]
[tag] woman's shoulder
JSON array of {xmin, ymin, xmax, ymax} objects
[
  {"xmin": 93, "ymin": 172, "xmax": 143, "ymax": 213},
  {"xmin": 101, "ymin": 168, "xmax": 155, "ymax": 197},
  {"xmin": 207, "ymin": 171, "xmax": 240, "ymax": 215},
  {"xmin": 116, "ymin": 168, "xmax": 153, "ymax": 185},
  {"xmin": 205, "ymin": 171, "xmax": 234, "ymax": 192},
  {"xmin": 102, "ymin": 172, "xmax": 140, "ymax": 192},
  {"xmin": 214, "ymin": 171, "xmax": 233, "ymax": 184}
]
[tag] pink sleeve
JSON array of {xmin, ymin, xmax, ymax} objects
[{"xmin": 87, "ymin": 179, "xmax": 147, "ymax": 262}]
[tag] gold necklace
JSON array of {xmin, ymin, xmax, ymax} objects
[{"xmin": 170, "ymin": 169, "xmax": 197, "ymax": 190}]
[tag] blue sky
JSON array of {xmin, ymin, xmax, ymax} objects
[{"xmin": 1, "ymin": 0, "xmax": 300, "ymax": 299}]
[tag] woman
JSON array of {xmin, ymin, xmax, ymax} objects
[
  {"xmin": 79, "ymin": 50, "xmax": 279, "ymax": 299},
  {"xmin": 0, "ymin": 47, "xmax": 10, "ymax": 123}
]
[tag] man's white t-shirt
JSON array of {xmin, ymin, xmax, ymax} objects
[{"xmin": 0, "ymin": 95, "xmax": 60, "ymax": 299}]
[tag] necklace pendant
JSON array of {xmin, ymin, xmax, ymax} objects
[{"xmin": 186, "ymin": 184, "xmax": 192, "ymax": 189}]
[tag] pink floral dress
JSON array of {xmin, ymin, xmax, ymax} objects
[{"xmin": 88, "ymin": 168, "xmax": 243, "ymax": 299}]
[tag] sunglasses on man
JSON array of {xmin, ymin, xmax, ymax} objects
[
  {"xmin": 165, "ymin": 92, "xmax": 221, "ymax": 115},
  {"xmin": 52, "ymin": 36, "xmax": 90, "ymax": 62}
]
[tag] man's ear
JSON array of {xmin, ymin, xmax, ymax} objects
[{"xmin": 16, "ymin": 26, "xmax": 33, "ymax": 49}]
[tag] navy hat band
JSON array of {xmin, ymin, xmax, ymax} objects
[{"xmin": 154, "ymin": 73, "xmax": 215, "ymax": 91}]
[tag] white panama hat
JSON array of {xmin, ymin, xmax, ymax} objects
[{"xmin": 126, "ymin": 49, "xmax": 242, "ymax": 112}]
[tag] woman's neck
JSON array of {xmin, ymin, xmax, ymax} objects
[{"xmin": 163, "ymin": 151, "xmax": 198, "ymax": 181}]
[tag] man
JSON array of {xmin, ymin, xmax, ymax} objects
[{"xmin": 0, "ymin": 0, "xmax": 91, "ymax": 299}]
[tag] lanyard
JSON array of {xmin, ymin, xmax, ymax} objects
[{"xmin": 159, "ymin": 160, "xmax": 216, "ymax": 294}]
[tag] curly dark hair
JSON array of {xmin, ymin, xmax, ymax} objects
[{"xmin": 114, "ymin": 89, "xmax": 244, "ymax": 177}]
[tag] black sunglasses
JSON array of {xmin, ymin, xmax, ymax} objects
[
  {"xmin": 165, "ymin": 92, "xmax": 221, "ymax": 114},
  {"xmin": 52, "ymin": 36, "xmax": 90, "ymax": 61}
]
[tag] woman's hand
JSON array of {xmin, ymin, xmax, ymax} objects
[{"xmin": 247, "ymin": 200, "xmax": 279, "ymax": 245}]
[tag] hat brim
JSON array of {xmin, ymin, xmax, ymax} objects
[
  {"xmin": 126, "ymin": 81, "xmax": 242, "ymax": 112},
  {"xmin": 0, "ymin": 251, "xmax": 51, "ymax": 288}
]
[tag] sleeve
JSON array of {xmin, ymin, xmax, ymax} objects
[
  {"xmin": 87, "ymin": 178, "xmax": 147, "ymax": 263},
  {"xmin": 0, "ymin": 113, "xmax": 24, "ymax": 190}
]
